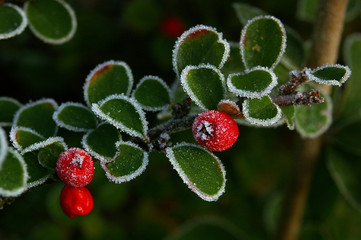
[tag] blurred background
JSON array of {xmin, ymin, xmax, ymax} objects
[{"xmin": 1, "ymin": 0, "xmax": 361, "ymax": 239}]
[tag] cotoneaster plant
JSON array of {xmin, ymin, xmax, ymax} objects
[{"xmin": 0, "ymin": 12, "xmax": 351, "ymax": 215}]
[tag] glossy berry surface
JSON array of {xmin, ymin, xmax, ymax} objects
[
  {"xmin": 161, "ymin": 16, "xmax": 185, "ymax": 38},
  {"xmin": 192, "ymin": 110, "xmax": 239, "ymax": 151},
  {"xmin": 56, "ymin": 148, "xmax": 94, "ymax": 187},
  {"xmin": 60, "ymin": 185, "xmax": 93, "ymax": 218}
]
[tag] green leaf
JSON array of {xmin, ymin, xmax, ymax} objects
[
  {"xmin": 0, "ymin": 3, "xmax": 27, "ymax": 40},
  {"xmin": 0, "ymin": 149, "xmax": 28, "ymax": 197},
  {"xmin": 24, "ymin": 0, "xmax": 76, "ymax": 44},
  {"xmin": 102, "ymin": 141, "xmax": 148, "ymax": 183},
  {"xmin": 0, "ymin": 97, "xmax": 21, "ymax": 127},
  {"xmin": 307, "ymin": 64, "xmax": 351, "ymax": 86},
  {"xmin": 330, "ymin": 121, "xmax": 361, "ymax": 157},
  {"xmin": 82, "ymin": 123, "xmax": 121, "ymax": 162},
  {"xmin": 10, "ymin": 127, "xmax": 45, "ymax": 151},
  {"xmin": 227, "ymin": 66, "xmax": 277, "ymax": 99},
  {"xmin": 281, "ymin": 105, "xmax": 295, "ymax": 130},
  {"xmin": 221, "ymin": 42, "xmax": 245, "ymax": 78},
  {"xmin": 0, "ymin": 128, "xmax": 7, "ymax": 163},
  {"xmin": 173, "ymin": 25, "xmax": 230, "ymax": 77},
  {"xmin": 38, "ymin": 140, "xmax": 67, "ymax": 170},
  {"xmin": 13, "ymin": 99, "xmax": 58, "ymax": 138},
  {"xmin": 241, "ymin": 15, "xmax": 286, "ymax": 69},
  {"xmin": 53, "ymin": 102, "xmax": 97, "ymax": 132},
  {"xmin": 84, "ymin": 60, "xmax": 134, "ymax": 106},
  {"xmin": 132, "ymin": 76, "xmax": 171, "ymax": 111},
  {"xmin": 243, "ymin": 96, "xmax": 282, "ymax": 126},
  {"xmin": 295, "ymin": 85, "xmax": 332, "ymax": 138},
  {"xmin": 281, "ymin": 27, "xmax": 305, "ymax": 70},
  {"xmin": 340, "ymin": 34, "xmax": 361, "ymax": 121},
  {"xmin": 23, "ymin": 151, "xmax": 51, "ymax": 189},
  {"xmin": 180, "ymin": 64, "xmax": 225, "ymax": 110},
  {"xmin": 92, "ymin": 94, "xmax": 148, "ymax": 139},
  {"xmin": 166, "ymin": 143, "xmax": 226, "ymax": 202},
  {"xmin": 327, "ymin": 148, "xmax": 361, "ymax": 212},
  {"xmin": 233, "ymin": 2, "xmax": 266, "ymax": 26}
]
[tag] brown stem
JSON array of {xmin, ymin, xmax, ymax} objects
[
  {"xmin": 273, "ymin": 90, "xmax": 324, "ymax": 107},
  {"xmin": 274, "ymin": 1, "xmax": 349, "ymax": 240}
]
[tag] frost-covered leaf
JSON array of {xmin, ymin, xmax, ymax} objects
[
  {"xmin": 166, "ymin": 143, "xmax": 226, "ymax": 202},
  {"xmin": 341, "ymin": 34, "xmax": 361, "ymax": 121},
  {"xmin": 243, "ymin": 96, "xmax": 282, "ymax": 127},
  {"xmin": 173, "ymin": 25, "xmax": 230, "ymax": 77},
  {"xmin": 82, "ymin": 123, "xmax": 121, "ymax": 162},
  {"xmin": 307, "ymin": 64, "xmax": 351, "ymax": 86},
  {"xmin": 13, "ymin": 99, "xmax": 58, "ymax": 138},
  {"xmin": 227, "ymin": 66, "xmax": 277, "ymax": 99},
  {"xmin": 0, "ymin": 97, "xmax": 21, "ymax": 127},
  {"xmin": 295, "ymin": 85, "xmax": 332, "ymax": 138},
  {"xmin": 233, "ymin": 2, "xmax": 266, "ymax": 26},
  {"xmin": 102, "ymin": 141, "xmax": 148, "ymax": 183},
  {"xmin": 84, "ymin": 60, "xmax": 134, "ymax": 106},
  {"xmin": 24, "ymin": 0, "xmax": 77, "ymax": 44},
  {"xmin": 92, "ymin": 94, "xmax": 148, "ymax": 139},
  {"xmin": 23, "ymin": 151, "xmax": 51, "ymax": 189},
  {"xmin": 241, "ymin": 15, "xmax": 286, "ymax": 69},
  {"xmin": 221, "ymin": 42, "xmax": 245, "ymax": 78},
  {"xmin": 10, "ymin": 127, "xmax": 45, "ymax": 151},
  {"xmin": 53, "ymin": 102, "xmax": 97, "ymax": 132},
  {"xmin": 327, "ymin": 148, "xmax": 361, "ymax": 212},
  {"xmin": 0, "ymin": 148, "xmax": 28, "ymax": 197},
  {"xmin": 38, "ymin": 140, "xmax": 67, "ymax": 170},
  {"xmin": 180, "ymin": 64, "xmax": 225, "ymax": 110},
  {"xmin": 132, "ymin": 76, "xmax": 171, "ymax": 111},
  {"xmin": 281, "ymin": 105, "xmax": 295, "ymax": 130},
  {"xmin": 0, "ymin": 3, "xmax": 27, "ymax": 40},
  {"xmin": 0, "ymin": 128, "xmax": 7, "ymax": 163}
]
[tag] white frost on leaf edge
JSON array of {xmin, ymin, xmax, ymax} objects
[
  {"xmin": 0, "ymin": 148, "xmax": 28, "ymax": 197},
  {"xmin": 81, "ymin": 122, "xmax": 121, "ymax": 163},
  {"xmin": 83, "ymin": 60, "xmax": 134, "ymax": 107},
  {"xmin": 295, "ymin": 89, "xmax": 333, "ymax": 138},
  {"xmin": 26, "ymin": 174, "xmax": 51, "ymax": 190},
  {"xmin": 0, "ymin": 97, "xmax": 22, "ymax": 127},
  {"xmin": 172, "ymin": 24, "xmax": 230, "ymax": 78},
  {"xmin": 24, "ymin": 0, "xmax": 77, "ymax": 45},
  {"xmin": 242, "ymin": 96, "xmax": 282, "ymax": 127},
  {"xmin": 101, "ymin": 141, "xmax": 149, "ymax": 183},
  {"xmin": 9, "ymin": 126, "xmax": 45, "ymax": 152},
  {"xmin": 180, "ymin": 64, "xmax": 226, "ymax": 110},
  {"xmin": 227, "ymin": 66, "xmax": 278, "ymax": 99},
  {"xmin": 165, "ymin": 142, "xmax": 226, "ymax": 202},
  {"xmin": 132, "ymin": 75, "xmax": 171, "ymax": 112},
  {"xmin": 281, "ymin": 105, "xmax": 296, "ymax": 130},
  {"xmin": 307, "ymin": 64, "xmax": 352, "ymax": 87},
  {"xmin": 240, "ymin": 15, "xmax": 287, "ymax": 70},
  {"xmin": 53, "ymin": 102, "xmax": 97, "ymax": 132},
  {"xmin": 0, "ymin": 3, "xmax": 28, "ymax": 40},
  {"xmin": 0, "ymin": 127, "xmax": 8, "ymax": 166},
  {"xmin": 12, "ymin": 98, "xmax": 58, "ymax": 137},
  {"xmin": 21, "ymin": 136, "xmax": 67, "ymax": 155},
  {"xmin": 91, "ymin": 94, "xmax": 148, "ymax": 140}
]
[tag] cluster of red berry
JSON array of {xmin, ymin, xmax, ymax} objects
[
  {"xmin": 56, "ymin": 148, "xmax": 95, "ymax": 218},
  {"xmin": 192, "ymin": 110, "xmax": 239, "ymax": 152}
]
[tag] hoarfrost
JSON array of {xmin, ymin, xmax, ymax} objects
[
  {"xmin": 307, "ymin": 64, "xmax": 351, "ymax": 86},
  {"xmin": 242, "ymin": 97, "xmax": 282, "ymax": 126},
  {"xmin": 0, "ymin": 4, "xmax": 28, "ymax": 40}
]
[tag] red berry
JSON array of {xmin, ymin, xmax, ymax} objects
[
  {"xmin": 60, "ymin": 185, "xmax": 93, "ymax": 218},
  {"xmin": 192, "ymin": 110, "xmax": 239, "ymax": 151},
  {"xmin": 56, "ymin": 148, "xmax": 94, "ymax": 187},
  {"xmin": 161, "ymin": 16, "xmax": 185, "ymax": 38}
]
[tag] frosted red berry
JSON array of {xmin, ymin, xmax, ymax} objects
[
  {"xmin": 60, "ymin": 185, "xmax": 93, "ymax": 218},
  {"xmin": 192, "ymin": 110, "xmax": 239, "ymax": 151},
  {"xmin": 56, "ymin": 148, "xmax": 94, "ymax": 187},
  {"xmin": 161, "ymin": 16, "xmax": 185, "ymax": 38}
]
